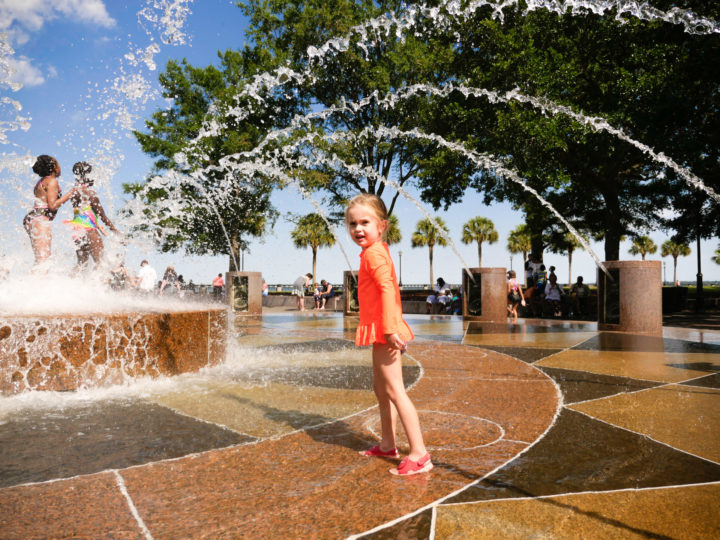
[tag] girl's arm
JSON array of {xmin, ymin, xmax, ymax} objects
[
  {"xmin": 45, "ymin": 177, "xmax": 74, "ymax": 211},
  {"xmin": 367, "ymin": 249, "xmax": 402, "ymax": 337},
  {"xmin": 89, "ymin": 192, "xmax": 119, "ymax": 233}
]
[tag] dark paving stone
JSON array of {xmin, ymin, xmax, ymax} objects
[
  {"xmin": 444, "ymin": 408, "xmax": 720, "ymax": 504},
  {"xmin": 538, "ymin": 367, "xmax": 663, "ymax": 404},
  {"xmin": 0, "ymin": 401, "xmax": 252, "ymax": 489},
  {"xmin": 475, "ymin": 346, "xmax": 563, "ymax": 363},
  {"xmin": 680, "ymin": 373, "xmax": 720, "ymax": 389},
  {"xmin": 231, "ymin": 365, "xmax": 420, "ymax": 391},
  {"xmin": 466, "ymin": 321, "xmax": 596, "ymax": 335},
  {"xmin": 575, "ymin": 333, "xmax": 720, "ymax": 354},
  {"xmin": 359, "ymin": 508, "xmax": 432, "ymax": 539}
]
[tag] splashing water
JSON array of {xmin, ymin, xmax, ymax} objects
[
  {"xmin": 150, "ymin": 0, "xmax": 717, "ymax": 283},
  {"xmin": 0, "ymin": 1, "xmax": 196, "ymax": 276}
]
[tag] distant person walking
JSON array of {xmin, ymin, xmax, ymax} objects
[
  {"xmin": 212, "ymin": 273, "xmax": 224, "ymax": 301},
  {"xmin": 136, "ymin": 260, "xmax": 157, "ymax": 294},
  {"xmin": 506, "ymin": 270, "xmax": 525, "ymax": 322},
  {"xmin": 571, "ymin": 276, "xmax": 589, "ymax": 318},
  {"xmin": 347, "ymin": 193, "xmax": 431, "ymax": 476},
  {"xmin": 293, "ymin": 273, "xmax": 313, "ymax": 311}
]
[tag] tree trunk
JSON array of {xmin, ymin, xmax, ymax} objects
[
  {"xmin": 602, "ymin": 188, "xmax": 621, "ymax": 261},
  {"xmin": 641, "ymin": 252, "xmax": 646, "ymax": 261},
  {"xmin": 568, "ymin": 249, "xmax": 573, "ymax": 285},
  {"xmin": 229, "ymin": 237, "xmax": 240, "ymax": 272},
  {"xmin": 531, "ymin": 236, "xmax": 544, "ymax": 263},
  {"xmin": 477, "ymin": 241, "xmax": 482, "ymax": 267},
  {"xmin": 522, "ymin": 250, "xmax": 528, "ymax": 287},
  {"xmin": 429, "ymin": 245, "xmax": 434, "ymax": 287},
  {"xmin": 312, "ymin": 247, "xmax": 318, "ymax": 289},
  {"xmin": 673, "ymin": 256, "xmax": 678, "ymax": 285}
]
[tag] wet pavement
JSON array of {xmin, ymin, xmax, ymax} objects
[{"xmin": 1, "ymin": 311, "xmax": 719, "ymax": 538}]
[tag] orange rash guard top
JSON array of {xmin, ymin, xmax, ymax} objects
[{"xmin": 355, "ymin": 241, "xmax": 414, "ymax": 346}]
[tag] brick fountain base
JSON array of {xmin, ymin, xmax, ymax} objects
[{"xmin": 0, "ymin": 308, "xmax": 228, "ymax": 395}]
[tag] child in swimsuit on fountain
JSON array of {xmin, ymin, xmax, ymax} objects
[
  {"xmin": 64, "ymin": 161, "xmax": 120, "ymax": 272},
  {"xmin": 347, "ymin": 193, "xmax": 432, "ymax": 476}
]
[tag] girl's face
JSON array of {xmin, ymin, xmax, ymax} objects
[{"xmin": 347, "ymin": 204, "xmax": 386, "ymax": 249}]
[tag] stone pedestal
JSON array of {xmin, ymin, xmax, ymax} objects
[
  {"xmin": 343, "ymin": 271, "xmax": 359, "ymax": 317},
  {"xmin": 226, "ymin": 271, "xmax": 262, "ymax": 315},
  {"xmin": 0, "ymin": 308, "xmax": 228, "ymax": 395},
  {"xmin": 462, "ymin": 267, "xmax": 507, "ymax": 321},
  {"xmin": 597, "ymin": 260, "xmax": 662, "ymax": 335}
]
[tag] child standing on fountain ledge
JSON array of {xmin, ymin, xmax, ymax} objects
[{"xmin": 346, "ymin": 193, "xmax": 432, "ymax": 476}]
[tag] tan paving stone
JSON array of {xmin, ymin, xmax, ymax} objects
[
  {"xmin": 570, "ymin": 384, "xmax": 720, "ymax": 463},
  {"xmin": 435, "ymin": 483, "xmax": 720, "ymax": 539},
  {"xmin": 150, "ymin": 380, "xmax": 378, "ymax": 438},
  {"xmin": 463, "ymin": 331, "xmax": 597, "ymax": 349},
  {"xmin": 536, "ymin": 350, "xmax": 720, "ymax": 382}
]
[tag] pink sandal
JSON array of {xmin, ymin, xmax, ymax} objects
[
  {"xmin": 390, "ymin": 453, "xmax": 433, "ymax": 476},
  {"xmin": 359, "ymin": 445, "xmax": 400, "ymax": 459}
]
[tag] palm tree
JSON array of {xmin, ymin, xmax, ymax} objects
[
  {"xmin": 713, "ymin": 245, "xmax": 720, "ymax": 266},
  {"xmin": 290, "ymin": 213, "xmax": 336, "ymax": 285},
  {"xmin": 661, "ymin": 239, "xmax": 691, "ymax": 285},
  {"xmin": 461, "ymin": 216, "xmax": 498, "ymax": 267},
  {"xmin": 411, "ymin": 217, "xmax": 448, "ymax": 287},
  {"xmin": 385, "ymin": 214, "xmax": 402, "ymax": 246},
  {"xmin": 507, "ymin": 224, "xmax": 532, "ymax": 285},
  {"xmin": 550, "ymin": 232, "xmax": 585, "ymax": 285},
  {"xmin": 628, "ymin": 235, "xmax": 657, "ymax": 260}
]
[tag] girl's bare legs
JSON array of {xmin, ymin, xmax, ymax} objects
[
  {"xmin": 87, "ymin": 229, "xmax": 104, "ymax": 266},
  {"xmin": 28, "ymin": 218, "xmax": 52, "ymax": 267},
  {"xmin": 373, "ymin": 343, "xmax": 427, "ymax": 460}
]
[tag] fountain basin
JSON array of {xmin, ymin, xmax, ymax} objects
[{"xmin": 0, "ymin": 307, "xmax": 228, "ymax": 395}]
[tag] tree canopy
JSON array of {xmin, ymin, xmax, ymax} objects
[{"xmin": 131, "ymin": 0, "xmax": 720, "ymax": 272}]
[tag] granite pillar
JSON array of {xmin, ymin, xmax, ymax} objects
[
  {"xmin": 597, "ymin": 260, "xmax": 662, "ymax": 335},
  {"xmin": 343, "ymin": 271, "xmax": 359, "ymax": 317},
  {"xmin": 225, "ymin": 271, "xmax": 262, "ymax": 315},
  {"xmin": 462, "ymin": 267, "xmax": 508, "ymax": 321}
]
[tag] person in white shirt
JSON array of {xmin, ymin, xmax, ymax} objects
[
  {"xmin": 136, "ymin": 260, "xmax": 158, "ymax": 294},
  {"xmin": 544, "ymin": 274, "xmax": 564, "ymax": 317}
]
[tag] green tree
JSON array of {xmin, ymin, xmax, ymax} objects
[
  {"xmin": 290, "ymin": 213, "xmax": 336, "ymax": 285},
  {"xmin": 661, "ymin": 239, "xmax": 691, "ymax": 285},
  {"xmin": 411, "ymin": 217, "xmax": 448, "ymax": 287},
  {"xmin": 385, "ymin": 214, "xmax": 402, "ymax": 246},
  {"xmin": 461, "ymin": 216, "xmax": 498, "ymax": 267},
  {"xmin": 414, "ymin": 4, "xmax": 719, "ymax": 262},
  {"xmin": 507, "ymin": 224, "xmax": 532, "ymax": 285},
  {"xmin": 127, "ymin": 49, "xmax": 301, "ymax": 270},
  {"xmin": 712, "ymin": 245, "xmax": 720, "ymax": 265},
  {"xmin": 237, "ymin": 0, "xmax": 455, "ymax": 216},
  {"xmin": 629, "ymin": 236, "xmax": 657, "ymax": 260}
]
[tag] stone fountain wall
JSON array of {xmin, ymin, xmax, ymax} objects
[{"xmin": 0, "ymin": 308, "xmax": 228, "ymax": 395}]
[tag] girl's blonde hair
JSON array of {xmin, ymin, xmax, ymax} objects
[{"xmin": 345, "ymin": 193, "xmax": 388, "ymax": 223}]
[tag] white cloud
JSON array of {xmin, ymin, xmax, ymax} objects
[
  {"xmin": 6, "ymin": 55, "xmax": 45, "ymax": 86},
  {"xmin": 0, "ymin": 0, "xmax": 116, "ymax": 33}
]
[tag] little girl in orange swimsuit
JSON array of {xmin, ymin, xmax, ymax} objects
[{"xmin": 347, "ymin": 193, "xmax": 432, "ymax": 476}]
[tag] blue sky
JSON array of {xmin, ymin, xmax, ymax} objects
[{"xmin": 0, "ymin": 0, "xmax": 717, "ymax": 286}]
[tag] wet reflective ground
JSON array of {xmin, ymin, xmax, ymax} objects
[{"xmin": 1, "ymin": 312, "xmax": 718, "ymax": 538}]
